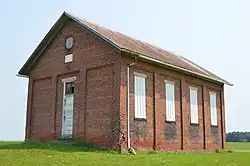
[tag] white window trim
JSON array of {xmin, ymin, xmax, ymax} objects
[
  {"xmin": 61, "ymin": 76, "xmax": 75, "ymax": 138},
  {"xmin": 134, "ymin": 72, "xmax": 147, "ymax": 78},
  {"xmin": 209, "ymin": 91, "xmax": 218, "ymax": 126},
  {"xmin": 165, "ymin": 80, "xmax": 175, "ymax": 122},
  {"xmin": 209, "ymin": 91, "xmax": 217, "ymax": 96},
  {"xmin": 62, "ymin": 76, "xmax": 76, "ymax": 97},
  {"xmin": 62, "ymin": 76, "xmax": 76, "ymax": 83},
  {"xmin": 189, "ymin": 86, "xmax": 198, "ymax": 91},
  {"xmin": 164, "ymin": 79, "xmax": 175, "ymax": 85},
  {"xmin": 189, "ymin": 86, "xmax": 199, "ymax": 124},
  {"xmin": 134, "ymin": 73, "xmax": 147, "ymax": 119}
]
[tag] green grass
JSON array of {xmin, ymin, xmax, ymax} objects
[
  {"xmin": 0, "ymin": 141, "xmax": 249, "ymax": 166},
  {"xmin": 227, "ymin": 142, "xmax": 250, "ymax": 152}
]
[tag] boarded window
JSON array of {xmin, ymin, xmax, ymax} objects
[
  {"xmin": 134, "ymin": 73, "xmax": 147, "ymax": 119},
  {"xmin": 189, "ymin": 86, "xmax": 198, "ymax": 124},
  {"xmin": 210, "ymin": 92, "xmax": 217, "ymax": 126},
  {"xmin": 165, "ymin": 80, "xmax": 175, "ymax": 122}
]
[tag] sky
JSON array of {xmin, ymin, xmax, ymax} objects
[{"xmin": 1, "ymin": 0, "xmax": 249, "ymax": 140}]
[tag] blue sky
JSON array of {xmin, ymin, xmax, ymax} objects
[{"xmin": 1, "ymin": 0, "xmax": 249, "ymax": 140}]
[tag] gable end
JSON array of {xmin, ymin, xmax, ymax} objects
[{"xmin": 17, "ymin": 12, "xmax": 120, "ymax": 76}]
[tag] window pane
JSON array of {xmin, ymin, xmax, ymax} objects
[
  {"xmin": 134, "ymin": 76, "xmax": 146, "ymax": 119},
  {"xmin": 190, "ymin": 87, "xmax": 198, "ymax": 124},
  {"xmin": 210, "ymin": 92, "xmax": 217, "ymax": 126},
  {"xmin": 166, "ymin": 82, "xmax": 175, "ymax": 121}
]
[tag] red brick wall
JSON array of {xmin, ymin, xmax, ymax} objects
[
  {"xmin": 155, "ymin": 74, "xmax": 182, "ymax": 151},
  {"xmin": 203, "ymin": 87, "xmax": 223, "ymax": 149},
  {"xmin": 119, "ymin": 54, "xmax": 225, "ymax": 151},
  {"xmin": 25, "ymin": 18, "xmax": 226, "ymax": 151},
  {"xmin": 183, "ymin": 83, "xmax": 204, "ymax": 150},
  {"xmin": 129, "ymin": 68, "xmax": 154, "ymax": 150},
  {"xmin": 84, "ymin": 64, "xmax": 116, "ymax": 147},
  {"xmin": 30, "ymin": 77, "xmax": 54, "ymax": 140},
  {"xmin": 26, "ymin": 20, "xmax": 121, "ymax": 149}
]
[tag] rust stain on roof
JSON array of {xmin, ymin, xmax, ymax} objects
[
  {"xmin": 18, "ymin": 12, "xmax": 232, "ymax": 85},
  {"xmin": 77, "ymin": 18, "xmax": 226, "ymax": 83}
]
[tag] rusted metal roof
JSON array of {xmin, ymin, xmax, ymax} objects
[{"xmin": 18, "ymin": 12, "xmax": 232, "ymax": 86}]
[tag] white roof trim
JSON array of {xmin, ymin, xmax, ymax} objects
[
  {"xmin": 133, "ymin": 52, "xmax": 233, "ymax": 86},
  {"xmin": 67, "ymin": 12, "xmax": 232, "ymax": 86},
  {"xmin": 176, "ymin": 55, "xmax": 209, "ymax": 75}
]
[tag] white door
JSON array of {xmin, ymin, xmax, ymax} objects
[{"xmin": 62, "ymin": 81, "xmax": 75, "ymax": 138}]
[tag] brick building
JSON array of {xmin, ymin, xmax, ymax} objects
[{"xmin": 18, "ymin": 12, "xmax": 232, "ymax": 152}]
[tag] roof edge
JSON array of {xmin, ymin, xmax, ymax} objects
[
  {"xmin": 17, "ymin": 11, "xmax": 233, "ymax": 86},
  {"xmin": 121, "ymin": 48, "xmax": 233, "ymax": 86},
  {"xmin": 66, "ymin": 12, "xmax": 232, "ymax": 86},
  {"xmin": 17, "ymin": 12, "xmax": 70, "ymax": 76},
  {"xmin": 17, "ymin": 11, "xmax": 121, "ymax": 76},
  {"xmin": 16, "ymin": 74, "xmax": 29, "ymax": 78},
  {"xmin": 64, "ymin": 12, "xmax": 121, "ymax": 50}
]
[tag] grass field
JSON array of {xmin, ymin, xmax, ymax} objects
[
  {"xmin": 226, "ymin": 142, "xmax": 250, "ymax": 152},
  {"xmin": 0, "ymin": 141, "xmax": 249, "ymax": 166}
]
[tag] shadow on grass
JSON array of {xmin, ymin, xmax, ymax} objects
[{"xmin": 0, "ymin": 140, "xmax": 117, "ymax": 153}]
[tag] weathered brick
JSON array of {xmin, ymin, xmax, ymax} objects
[
  {"xmin": 24, "ymin": 19, "xmax": 225, "ymax": 152},
  {"xmin": 26, "ymin": 20, "xmax": 121, "ymax": 149}
]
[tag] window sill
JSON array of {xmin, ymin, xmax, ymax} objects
[
  {"xmin": 190, "ymin": 123, "xmax": 199, "ymax": 126},
  {"xmin": 211, "ymin": 125, "xmax": 218, "ymax": 128},
  {"xmin": 134, "ymin": 118, "xmax": 147, "ymax": 121},
  {"xmin": 166, "ymin": 120, "xmax": 176, "ymax": 124}
]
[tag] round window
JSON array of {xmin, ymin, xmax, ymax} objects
[{"xmin": 65, "ymin": 37, "xmax": 73, "ymax": 49}]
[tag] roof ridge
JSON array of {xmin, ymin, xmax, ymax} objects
[
  {"xmin": 18, "ymin": 11, "xmax": 232, "ymax": 86},
  {"xmin": 64, "ymin": 12, "xmax": 232, "ymax": 86},
  {"xmin": 69, "ymin": 12, "xmax": 176, "ymax": 58}
]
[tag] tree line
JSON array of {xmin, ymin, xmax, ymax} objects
[{"xmin": 227, "ymin": 131, "xmax": 250, "ymax": 142}]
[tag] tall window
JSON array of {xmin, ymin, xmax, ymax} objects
[
  {"xmin": 209, "ymin": 92, "xmax": 217, "ymax": 126},
  {"xmin": 189, "ymin": 86, "xmax": 198, "ymax": 124},
  {"xmin": 165, "ymin": 80, "xmax": 175, "ymax": 122},
  {"xmin": 134, "ymin": 72, "xmax": 147, "ymax": 119}
]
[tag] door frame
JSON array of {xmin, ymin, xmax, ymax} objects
[{"xmin": 61, "ymin": 76, "xmax": 76, "ymax": 138}]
